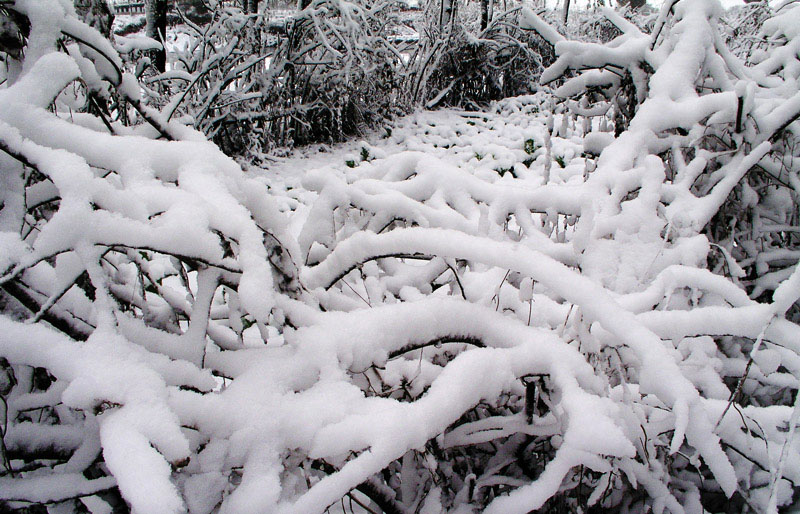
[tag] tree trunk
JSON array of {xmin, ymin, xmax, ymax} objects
[
  {"xmin": 562, "ymin": 0, "xmax": 570, "ymax": 24},
  {"xmin": 73, "ymin": 0, "xmax": 114, "ymax": 38},
  {"xmin": 480, "ymin": 0, "xmax": 489, "ymax": 30},
  {"xmin": 440, "ymin": 0, "xmax": 456, "ymax": 29},
  {"xmin": 146, "ymin": 0, "xmax": 168, "ymax": 72}
]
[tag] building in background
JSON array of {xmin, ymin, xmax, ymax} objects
[{"xmin": 112, "ymin": 0, "xmax": 145, "ymax": 14}]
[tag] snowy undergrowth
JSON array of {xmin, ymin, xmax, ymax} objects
[{"xmin": 1, "ymin": 0, "xmax": 799, "ymax": 513}]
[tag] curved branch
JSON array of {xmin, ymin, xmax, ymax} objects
[
  {"xmin": 387, "ymin": 335, "xmax": 485, "ymax": 360},
  {"xmin": 311, "ymin": 460, "xmax": 407, "ymax": 514},
  {"xmin": 1, "ymin": 281, "xmax": 92, "ymax": 341}
]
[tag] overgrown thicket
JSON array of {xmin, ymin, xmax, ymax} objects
[
  {"xmin": 1, "ymin": 0, "xmax": 799, "ymax": 513},
  {"xmin": 116, "ymin": 0, "xmax": 572, "ymax": 158},
  {"xmin": 404, "ymin": 0, "xmax": 556, "ymax": 110},
  {"xmin": 120, "ymin": 0, "xmax": 407, "ymax": 157},
  {"xmin": 58, "ymin": 0, "xmax": 659, "ymax": 160}
]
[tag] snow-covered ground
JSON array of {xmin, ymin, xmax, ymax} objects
[{"xmin": 256, "ymin": 94, "xmax": 587, "ymax": 264}]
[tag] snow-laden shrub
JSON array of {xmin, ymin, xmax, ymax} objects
[
  {"xmin": 1, "ymin": 0, "xmax": 799, "ymax": 513},
  {"xmin": 408, "ymin": 2, "xmax": 658, "ymax": 111},
  {"xmin": 720, "ymin": 0, "xmax": 772, "ymax": 61},
  {"xmin": 0, "ymin": 0, "xmax": 297, "ymax": 510},
  {"xmin": 425, "ymin": 14, "xmax": 554, "ymax": 108},
  {"xmin": 154, "ymin": 0, "xmax": 407, "ymax": 158},
  {"xmin": 508, "ymin": 0, "xmax": 800, "ymax": 509},
  {"xmin": 262, "ymin": 0, "xmax": 406, "ymax": 147},
  {"xmin": 290, "ymin": 0, "xmax": 800, "ymax": 511},
  {"xmin": 407, "ymin": 2, "xmax": 556, "ymax": 109}
]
